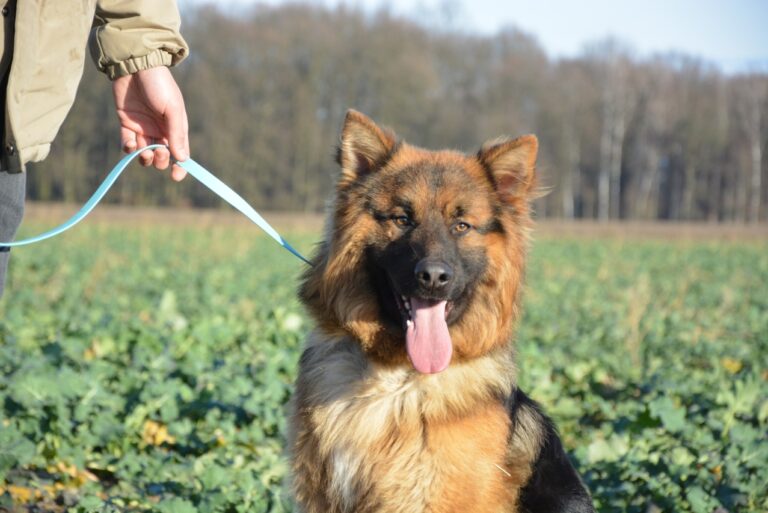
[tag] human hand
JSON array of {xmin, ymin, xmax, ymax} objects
[{"xmin": 112, "ymin": 66, "xmax": 190, "ymax": 181}]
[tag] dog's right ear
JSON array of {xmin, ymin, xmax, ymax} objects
[{"xmin": 337, "ymin": 110, "xmax": 396, "ymax": 187}]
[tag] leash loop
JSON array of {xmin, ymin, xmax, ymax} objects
[{"xmin": 0, "ymin": 144, "xmax": 311, "ymax": 265}]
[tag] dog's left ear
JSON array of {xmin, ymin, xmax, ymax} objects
[
  {"xmin": 478, "ymin": 135, "xmax": 538, "ymax": 203},
  {"xmin": 337, "ymin": 109, "xmax": 397, "ymax": 188}
]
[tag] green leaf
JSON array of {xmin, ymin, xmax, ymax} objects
[
  {"xmin": 686, "ymin": 486, "xmax": 718, "ymax": 513},
  {"xmin": 649, "ymin": 396, "xmax": 687, "ymax": 433},
  {"xmin": 77, "ymin": 496, "xmax": 105, "ymax": 512},
  {"xmin": 157, "ymin": 497, "xmax": 198, "ymax": 513}
]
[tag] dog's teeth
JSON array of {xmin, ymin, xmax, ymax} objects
[{"xmin": 406, "ymin": 319, "xmax": 413, "ymax": 327}]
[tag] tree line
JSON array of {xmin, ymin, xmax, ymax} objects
[{"xmin": 28, "ymin": 3, "xmax": 768, "ymax": 222}]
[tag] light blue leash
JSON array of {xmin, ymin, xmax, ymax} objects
[{"xmin": 0, "ymin": 144, "xmax": 311, "ymax": 265}]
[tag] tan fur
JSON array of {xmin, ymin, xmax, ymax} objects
[
  {"xmin": 292, "ymin": 111, "xmax": 543, "ymax": 512},
  {"xmin": 290, "ymin": 336, "xmax": 529, "ymax": 513}
]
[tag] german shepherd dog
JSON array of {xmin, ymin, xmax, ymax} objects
[{"xmin": 290, "ymin": 110, "xmax": 594, "ymax": 513}]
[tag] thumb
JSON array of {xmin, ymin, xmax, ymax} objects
[{"xmin": 165, "ymin": 100, "xmax": 190, "ymax": 162}]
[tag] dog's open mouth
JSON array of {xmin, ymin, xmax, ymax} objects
[{"xmin": 394, "ymin": 292, "xmax": 453, "ymax": 374}]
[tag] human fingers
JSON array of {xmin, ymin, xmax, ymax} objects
[
  {"xmin": 171, "ymin": 163, "xmax": 187, "ymax": 182},
  {"xmin": 165, "ymin": 100, "xmax": 188, "ymax": 180},
  {"xmin": 153, "ymin": 145, "xmax": 171, "ymax": 171},
  {"xmin": 166, "ymin": 96, "xmax": 190, "ymax": 163},
  {"xmin": 136, "ymin": 134, "xmax": 154, "ymax": 167},
  {"xmin": 121, "ymin": 127, "xmax": 138, "ymax": 154}
]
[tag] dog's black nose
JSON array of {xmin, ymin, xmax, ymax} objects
[{"xmin": 415, "ymin": 259, "xmax": 453, "ymax": 292}]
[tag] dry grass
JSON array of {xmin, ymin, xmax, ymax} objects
[
  {"xmin": 533, "ymin": 218, "xmax": 767, "ymax": 241},
  {"xmin": 22, "ymin": 202, "xmax": 768, "ymax": 240}
]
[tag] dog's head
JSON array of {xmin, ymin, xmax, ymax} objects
[{"xmin": 300, "ymin": 110, "xmax": 538, "ymax": 372}]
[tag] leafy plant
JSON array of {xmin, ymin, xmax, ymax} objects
[{"xmin": 1, "ymin": 225, "xmax": 766, "ymax": 512}]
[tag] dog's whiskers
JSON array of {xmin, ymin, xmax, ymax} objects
[{"xmin": 494, "ymin": 463, "xmax": 512, "ymax": 478}]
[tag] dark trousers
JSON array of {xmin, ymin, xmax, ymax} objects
[{"xmin": 0, "ymin": 170, "xmax": 25, "ymax": 297}]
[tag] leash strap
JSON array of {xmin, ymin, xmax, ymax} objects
[{"xmin": 0, "ymin": 144, "xmax": 311, "ymax": 265}]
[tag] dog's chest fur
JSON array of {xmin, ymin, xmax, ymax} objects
[{"xmin": 290, "ymin": 336, "xmax": 522, "ymax": 513}]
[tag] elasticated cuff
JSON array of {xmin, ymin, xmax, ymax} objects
[{"xmin": 104, "ymin": 48, "xmax": 186, "ymax": 80}]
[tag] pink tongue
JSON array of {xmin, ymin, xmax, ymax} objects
[{"xmin": 406, "ymin": 298, "xmax": 453, "ymax": 374}]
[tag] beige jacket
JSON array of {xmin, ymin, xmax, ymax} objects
[{"xmin": 2, "ymin": 0, "xmax": 188, "ymax": 173}]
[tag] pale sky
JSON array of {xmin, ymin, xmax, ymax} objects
[{"xmin": 180, "ymin": 0, "xmax": 768, "ymax": 73}]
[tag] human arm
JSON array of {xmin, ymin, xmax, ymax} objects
[{"xmin": 89, "ymin": 0, "xmax": 190, "ymax": 180}]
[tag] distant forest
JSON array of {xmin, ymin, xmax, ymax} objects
[{"xmin": 28, "ymin": 3, "xmax": 768, "ymax": 222}]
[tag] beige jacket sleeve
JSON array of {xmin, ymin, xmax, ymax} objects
[{"xmin": 89, "ymin": 0, "xmax": 189, "ymax": 80}]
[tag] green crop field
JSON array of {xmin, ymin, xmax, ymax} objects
[{"xmin": 1, "ymin": 220, "xmax": 766, "ymax": 513}]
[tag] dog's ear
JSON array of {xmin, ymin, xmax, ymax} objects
[
  {"xmin": 337, "ymin": 110, "xmax": 396, "ymax": 187},
  {"xmin": 478, "ymin": 135, "xmax": 538, "ymax": 203}
]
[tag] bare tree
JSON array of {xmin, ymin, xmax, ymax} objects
[
  {"xmin": 587, "ymin": 41, "xmax": 636, "ymax": 220},
  {"xmin": 23, "ymin": 3, "xmax": 768, "ymax": 223},
  {"xmin": 732, "ymin": 75, "xmax": 767, "ymax": 222}
]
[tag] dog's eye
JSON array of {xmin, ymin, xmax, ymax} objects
[
  {"xmin": 453, "ymin": 221, "xmax": 471, "ymax": 234},
  {"xmin": 393, "ymin": 215, "xmax": 412, "ymax": 227}
]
